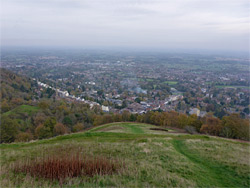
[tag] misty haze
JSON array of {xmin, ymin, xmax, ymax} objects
[{"xmin": 0, "ymin": 0, "xmax": 250, "ymax": 187}]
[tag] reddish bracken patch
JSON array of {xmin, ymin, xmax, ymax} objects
[
  {"xmin": 14, "ymin": 154, "xmax": 120, "ymax": 182},
  {"xmin": 150, "ymin": 128, "xmax": 169, "ymax": 132}
]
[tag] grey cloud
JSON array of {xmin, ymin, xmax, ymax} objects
[{"xmin": 1, "ymin": 0, "xmax": 249, "ymax": 52}]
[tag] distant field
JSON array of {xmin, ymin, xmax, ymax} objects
[
  {"xmin": 2, "ymin": 105, "xmax": 39, "ymax": 117},
  {"xmin": 215, "ymin": 85, "xmax": 250, "ymax": 89},
  {"xmin": 0, "ymin": 122, "xmax": 249, "ymax": 187},
  {"xmin": 138, "ymin": 78, "xmax": 154, "ymax": 82},
  {"xmin": 205, "ymin": 81, "xmax": 213, "ymax": 84},
  {"xmin": 163, "ymin": 81, "xmax": 178, "ymax": 85}
]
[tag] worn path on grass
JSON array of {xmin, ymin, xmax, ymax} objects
[{"xmin": 172, "ymin": 139, "xmax": 248, "ymax": 187}]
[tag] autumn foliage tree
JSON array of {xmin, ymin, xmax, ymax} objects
[
  {"xmin": 53, "ymin": 123, "xmax": 68, "ymax": 136},
  {"xmin": 187, "ymin": 114, "xmax": 202, "ymax": 132},
  {"xmin": 15, "ymin": 132, "xmax": 33, "ymax": 142},
  {"xmin": 200, "ymin": 116, "xmax": 222, "ymax": 136},
  {"xmin": 35, "ymin": 124, "xmax": 52, "ymax": 139},
  {"xmin": 0, "ymin": 117, "xmax": 19, "ymax": 143},
  {"xmin": 44, "ymin": 117, "xmax": 57, "ymax": 134},
  {"xmin": 221, "ymin": 113, "xmax": 250, "ymax": 140},
  {"xmin": 72, "ymin": 123, "xmax": 85, "ymax": 133}
]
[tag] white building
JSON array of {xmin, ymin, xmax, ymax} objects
[
  {"xmin": 101, "ymin": 105, "xmax": 109, "ymax": 112},
  {"xmin": 189, "ymin": 108, "xmax": 200, "ymax": 116}
]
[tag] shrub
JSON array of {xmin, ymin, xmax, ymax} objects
[
  {"xmin": 220, "ymin": 126, "xmax": 234, "ymax": 138},
  {"xmin": 1, "ymin": 100, "xmax": 10, "ymax": 113},
  {"xmin": 63, "ymin": 116, "xmax": 72, "ymax": 125},
  {"xmin": 184, "ymin": 126, "xmax": 197, "ymax": 134},
  {"xmin": 38, "ymin": 101, "xmax": 49, "ymax": 109},
  {"xmin": 221, "ymin": 113, "xmax": 250, "ymax": 140},
  {"xmin": 53, "ymin": 123, "xmax": 68, "ymax": 136},
  {"xmin": 44, "ymin": 117, "xmax": 56, "ymax": 133},
  {"xmin": 200, "ymin": 124, "xmax": 223, "ymax": 136},
  {"xmin": 177, "ymin": 114, "xmax": 189, "ymax": 128},
  {"xmin": 72, "ymin": 123, "xmax": 84, "ymax": 133},
  {"xmin": 15, "ymin": 132, "xmax": 33, "ymax": 142},
  {"xmin": 33, "ymin": 112, "xmax": 47, "ymax": 126},
  {"xmin": 0, "ymin": 117, "xmax": 19, "ymax": 143},
  {"xmin": 35, "ymin": 124, "xmax": 52, "ymax": 139},
  {"xmin": 63, "ymin": 116, "xmax": 73, "ymax": 130},
  {"xmin": 187, "ymin": 115, "xmax": 202, "ymax": 132}
]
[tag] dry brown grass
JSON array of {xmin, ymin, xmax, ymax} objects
[{"xmin": 13, "ymin": 153, "xmax": 121, "ymax": 183}]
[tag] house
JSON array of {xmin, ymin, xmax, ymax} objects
[
  {"xmin": 189, "ymin": 108, "xmax": 200, "ymax": 116},
  {"xmin": 101, "ymin": 105, "xmax": 109, "ymax": 112},
  {"xmin": 199, "ymin": 111, "xmax": 207, "ymax": 117}
]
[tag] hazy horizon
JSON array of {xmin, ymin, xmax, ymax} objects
[{"xmin": 1, "ymin": 0, "xmax": 250, "ymax": 53}]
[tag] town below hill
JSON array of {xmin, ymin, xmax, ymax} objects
[
  {"xmin": 0, "ymin": 68, "xmax": 249, "ymax": 144},
  {"xmin": 2, "ymin": 50, "xmax": 249, "ymax": 120}
]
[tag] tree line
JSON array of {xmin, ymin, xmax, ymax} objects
[
  {"xmin": 1, "ymin": 97, "xmax": 249, "ymax": 143},
  {"xmin": 94, "ymin": 110, "xmax": 250, "ymax": 141}
]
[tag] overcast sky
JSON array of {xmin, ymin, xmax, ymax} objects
[{"xmin": 1, "ymin": 0, "xmax": 249, "ymax": 52}]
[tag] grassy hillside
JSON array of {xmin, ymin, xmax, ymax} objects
[
  {"xmin": 2, "ymin": 105, "xmax": 39, "ymax": 117},
  {"xmin": 0, "ymin": 68, "xmax": 37, "ymax": 113},
  {"xmin": 0, "ymin": 123, "xmax": 249, "ymax": 187}
]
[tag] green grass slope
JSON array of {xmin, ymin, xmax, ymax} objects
[
  {"xmin": 0, "ymin": 68, "xmax": 37, "ymax": 112},
  {"xmin": 2, "ymin": 105, "xmax": 39, "ymax": 117},
  {"xmin": 0, "ymin": 123, "xmax": 249, "ymax": 187}
]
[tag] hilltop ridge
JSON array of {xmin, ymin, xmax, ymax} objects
[{"xmin": 1, "ymin": 122, "xmax": 249, "ymax": 187}]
